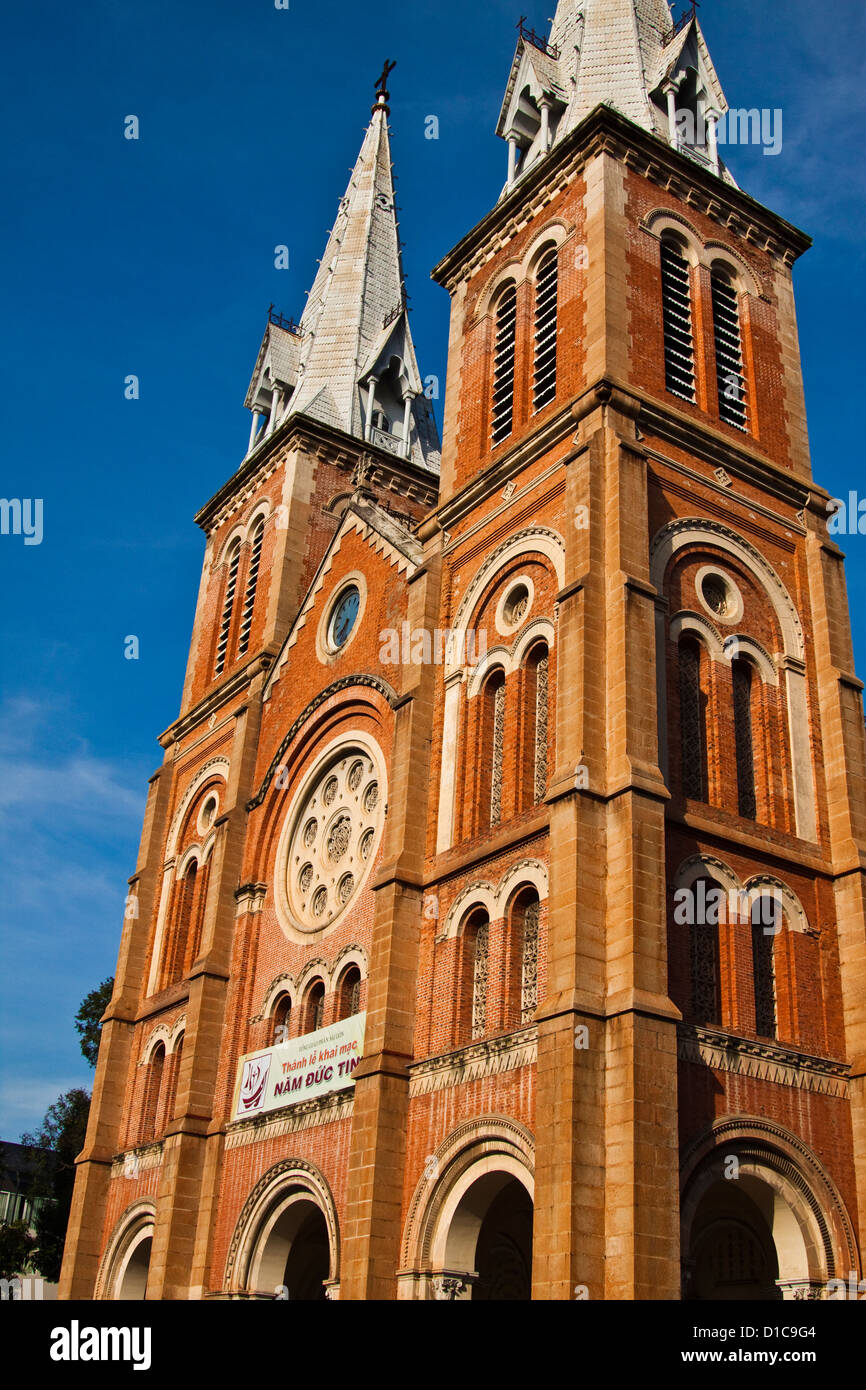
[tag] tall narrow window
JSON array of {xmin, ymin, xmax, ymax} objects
[
  {"xmin": 732, "ymin": 659, "xmax": 757, "ymax": 820},
  {"xmin": 305, "ymin": 981, "xmax": 325, "ymax": 1034},
  {"xmin": 751, "ymin": 912, "xmax": 777, "ymax": 1039},
  {"xmin": 660, "ymin": 238, "xmax": 696, "ymax": 402},
  {"xmin": 471, "ymin": 916, "xmax": 489, "ymax": 1040},
  {"xmin": 237, "ymin": 520, "xmax": 264, "ymax": 657},
  {"xmin": 489, "ymin": 675, "xmax": 506, "ymax": 826},
  {"xmin": 679, "ymin": 637, "xmax": 706, "ymax": 801},
  {"xmin": 533, "ymin": 250, "xmax": 558, "ymax": 411},
  {"xmin": 534, "ymin": 648, "xmax": 549, "ymax": 803},
  {"xmin": 167, "ymin": 862, "xmax": 197, "ymax": 984},
  {"xmin": 690, "ymin": 880, "xmax": 722, "ymax": 1026},
  {"xmin": 215, "ymin": 541, "xmax": 241, "ymax": 676},
  {"xmin": 491, "ymin": 285, "xmax": 517, "ymax": 446},
  {"xmin": 712, "ymin": 268, "xmax": 747, "ymax": 429},
  {"xmin": 339, "ymin": 967, "xmax": 362, "ymax": 1020},
  {"xmin": 141, "ymin": 1045, "xmax": 165, "ymax": 1143},
  {"xmin": 273, "ymin": 994, "xmax": 292, "ymax": 1044},
  {"xmin": 164, "ymin": 1035, "xmax": 184, "ymax": 1128},
  {"xmin": 520, "ymin": 896, "xmax": 540, "ymax": 1025}
]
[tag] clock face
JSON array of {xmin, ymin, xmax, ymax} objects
[{"xmin": 330, "ymin": 587, "xmax": 360, "ymax": 650}]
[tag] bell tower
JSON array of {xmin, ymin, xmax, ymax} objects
[{"xmin": 425, "ymin": 0, "xmax": 865, "ymax": 1300}]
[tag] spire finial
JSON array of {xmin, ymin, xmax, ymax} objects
[{"xmin": 373, "ymin": 58, "xmax": 396, "ymax": 113}]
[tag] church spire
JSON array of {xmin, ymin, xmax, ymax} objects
[
  {"xmin": 243, "ymin": 70, "xmax": 440, "ymax": 472},
  {"xmin": 497, "ymin": 2, "xmax": 732, "ymax": 194}
]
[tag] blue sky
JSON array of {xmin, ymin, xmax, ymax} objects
[{"xmin": 1, "ymin": 0, "xmax": 864, "ymax": 1136}]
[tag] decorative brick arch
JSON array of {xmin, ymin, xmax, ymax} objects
[
  {"xmin": 95, "ymin": 1199, "xmax": 156, "ymax": 1301},
  {"xmin": 399, "ymin": 1116, "xmax": 535, "ymax": 1299},
  {"xmin": 224, "ymin": 1158, "xmax": 340, "ymax": 1297},
  {"xmin": 680, "ymin": 1117, "xmax": 860, "ymax": 1297}
]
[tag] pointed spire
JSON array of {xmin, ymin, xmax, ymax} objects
[
  {"xmin": 243, "ymin": 76, "xmax": 440, "ymax": 473},
  {"xmin": 497, "ymin": 1, "xmax": 731, "ymax": 192}
]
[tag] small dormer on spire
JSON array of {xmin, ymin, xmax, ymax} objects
[
  {"xmin": 497, "ymin": 2, "xmax": 734, "ymax": 195},
  {"xmin": 241, "ymin": 64, "xmax": 440, "ymax": 473}
]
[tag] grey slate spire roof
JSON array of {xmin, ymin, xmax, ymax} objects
[
  {"xmin": 497, "ymin": 1, "xmax": 733, "ymax": 191},
  {"xmin": 244, "ymin": 91, "xmax": 440, "ymax": 474}
]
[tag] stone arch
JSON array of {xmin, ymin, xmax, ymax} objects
[
  {"xmin": 165, "ymin": 759, "xmax": 230, "ymax": 861},
  {"xmin": 704, "ymin": 242, "xmax": 763, "ymax": 298},
  {"xmin": 400, "ymin": 1117, "xmax": 535, "ymax": 1300},
  {"xmin": 224, "ymin": 1159, "xmax": 340, "ymax": 1299},
  {"xmin": 723, "ymin": 633, "xmax": 779, "ymax": 686},
  {"xmin": 670, "ymin": 611, "xmax": 725, "ymax": 661},
  {"xmin": 95, "ymin": 1200, "xmax": 156, "ymax": 1301},
  {"xmin": 496, "ymin": 859, "xmax": 549, "ymax": 915},
  {"xmin": 140, "ymin": 1024, "xmax": 172, "ymax": 1065},
  {"xmin": 522, "ymin": 222, "xmax": 570, "ymax": 280},
  {"xmin": 641, "ymin": 208, "xmax": 705, "ymax": 266},
  {"xmin": 680, "ymin": 1117, "xmax": 859, "ymax": 1299},
  {"xmin": 441, "ymin": 883, "xmax": 498, "ymax": 940}
]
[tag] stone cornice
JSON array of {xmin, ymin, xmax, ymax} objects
[
  {"xmin": 224, "ymin": 1091, "xmax": 353, "ymax": 1148},
  {"xmin": 677, "ymin": 1024, "xmax": 849, "ymax": 1098},
  {"xmin": 195, "ymin": 415, "xmax": 438, "ymax": 536},
  {"xmin": 408, "ymin": 1026, "xmax": 538, "ymax": 1097},
  {"xmin": 432, "ymin": 105, "xmax": 811, "ymax": 293}
]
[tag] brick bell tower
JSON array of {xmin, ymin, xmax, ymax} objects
[
  {"xmin": 59, "ymin": 76, "xmax": 442, "ymax": 1301},
  {"xmin": 420, "ymin": 0, "xmax": 865, "ymax": 1301}
]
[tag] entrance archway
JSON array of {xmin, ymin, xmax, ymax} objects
[
  {"xmin": 432, "ymin": 1164, "xmax": 534, "ymax": 1300},
  {"xmin": 251, "ymin": 1194, "xmax": 330, "ymax": 1301},
  {"xmin": 226, "ymin": 1161, "xmax": 339, "ymax": 1300},
  {"xmin": 681, "ymin": 1120, "xmax": 860, "ymax": 1301},
  {"xmin": 115, "ymin": 1230, "xmax": 152, "ymax": 1300}
]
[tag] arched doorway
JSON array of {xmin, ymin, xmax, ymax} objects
[
  {"xmin": 250, "ymin": 1193, "xmax": 330, "ymax": 1301},
  {"xmin": 435, "ymin": 1169, "xmax": 534, "ymax": 1300},
  {"xmin": 116, "ymin": 1231, "xmax": 152, "ymax": 1300},
  {"xmin": 687, "ymin": 1178, "xmax": 783, "ymax": 1300},
  {"xmin": 681, "ymin": 1122, "xmax": 860, "ymax": 1301}
]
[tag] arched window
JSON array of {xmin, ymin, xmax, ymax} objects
[
  {"xmin": 167, "ymin": 861, "xmax": 197, "ymax": 985},
  {"xmin": 751, "ymin": 909, "xmax": 777, "ymax": 1039},
  {"xmin": 533, "ymin": 249, "xmax": 558, "ymax": 412},
  {"xmin": 338, "ymin": 967, "xmax": 362, "ymax": 1020},
  {"xmin": 679, "ymin": 637, "xmax": 707, "ymax": 801},
  {"xmin": 491, "ymin": 285, "xmax": 517, "ymax": 446},
  {"xmin": 238, "ymin": 519, "xmax": 264, "ymax": 657},
  {"xmin": 519, "ymin": 644, "xmax": 550, "ymax": 811},
  {"xmin": 273, "ymin": 993, "xmax": 292, "ymax": 1044},
  {"xmin": 483, "ymin": 671, "xmax": 507, "ymax": 827},
  {"xmin": 469, "ymin": 911, "xmax": 490, "ymax": 1040},
  {"xmin": 141, "ymin": 1044, "xmax": 165, "ymax": 1143},
  {"xmin": 304, "ymin": 980, "xmax": 326, "ymax": 1035},
  {"xmin": 518, "ymin": 893, "xmax": 540, "ymax": 1026},
  {"xmin": 164, "ymin": 1035, "xmax": 184, "ymax": 1128},
  {"xmin": 711, "ymin": 268, "xmax": 747, "ymax": 429},
  {"xmin": 732, "ymin": 658, "xmax": 757, "ymax": 820},
  {"xmin": 690, "ymin": 878, "xmax": 722, "ymax": 1026},
  {"xmin": 215, "ymin": 541, "xmax": 241, "ymax": 676},
  {"xmin": 660, "ymin": 237, "xmax": 695, "ymax": 402}
]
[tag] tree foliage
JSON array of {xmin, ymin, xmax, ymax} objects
[
  {"xmin": 75, "ymin": 975, "xmax": 114, "ymax": 1068},
  {"xmin": 20, "ymin": 1087, "xmax": 91, "ymax": 1283}
]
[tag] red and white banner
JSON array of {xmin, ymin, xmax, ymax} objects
[{"xmin": 232, "ymin": 1012, "xmax": 366, "ymax": 1120}]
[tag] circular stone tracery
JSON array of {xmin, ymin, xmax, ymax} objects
[{"xmin": 284, "ymin": 750, "xmax": 385, "ymax": 932}]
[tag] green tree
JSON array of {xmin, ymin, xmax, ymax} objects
[
  {"xmin": 75, "ymin": 975, "xmax": 114, "ymax": 1068},
  {"xmin": 0, "ymin": 1221, "xmax": 37, "ymax": 1282},
  {"xmin": 20, "ymin": 1087, "xmax": 91, "ymax": 1283}
]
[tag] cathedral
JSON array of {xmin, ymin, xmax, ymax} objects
[{"xmin": 61, "ymin": 0, "xmax": 866, "ymax": 1301}]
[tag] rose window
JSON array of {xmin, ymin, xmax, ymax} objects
[{"xmin": 284, "ymin": 749, "xmax": 385, "ymax": 931}]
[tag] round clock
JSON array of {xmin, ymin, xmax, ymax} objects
[{"xmin": 329, "ymin": 586, "xmax": 360, "ymax": 650}]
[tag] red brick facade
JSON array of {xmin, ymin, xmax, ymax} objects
[{"xmin": 60, "ymin": 91, "xmax": 866, "ymax": 1303}]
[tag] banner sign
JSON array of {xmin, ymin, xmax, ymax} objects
[{"xmin": 232, "ymin": 1012, "xmax": 366, "ymax": 1121}]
